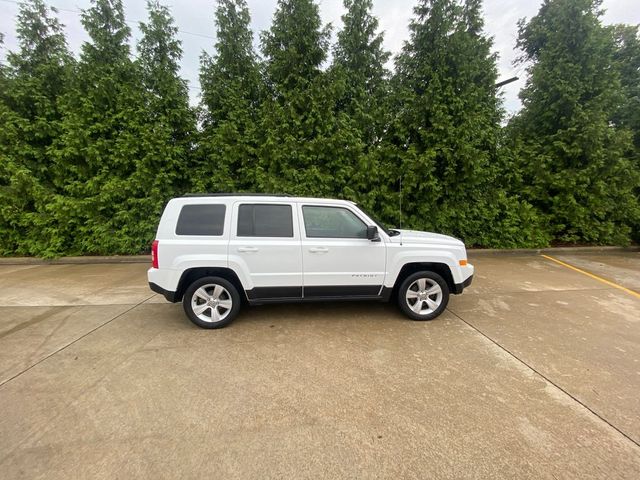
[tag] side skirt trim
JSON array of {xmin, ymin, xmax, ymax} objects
[
  {"xmin": 304, "ymin": 285, "xmax": 381, "ymax": 297},
  {"xmin": 248, "ymin": 295, "xmax": 387, "ymax": 306},
  {"xmin": 246, "ymin": 286, "xmax": 302, "ymax": 300},
  {"xmin": 244, "ymin": 284, "xmax": 387, "ymax": 304}
]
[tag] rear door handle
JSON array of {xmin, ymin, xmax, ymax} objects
[
  {"xmin": 238, "ymin": 246, "xmax": 259, "ymax": 253},
  {"xmin": 309, "ymin": 247, "xmax": 329, "ymax": 253}
]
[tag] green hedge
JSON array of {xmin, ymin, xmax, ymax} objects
[{"xmin": 1, "ymin": 0, "xmax": 637, "ymax": 257}]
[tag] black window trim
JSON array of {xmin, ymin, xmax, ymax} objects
[
  {"xmin": 236, "ymin": 202, "xmax": 295, "ymax": 238},
  {"xmin": 175, "ymin": 203, "xmax": 226, "ymax": 236},
  {"xmin": 301, "ymin": 204, "xmax": 370, "ymax": 240}
]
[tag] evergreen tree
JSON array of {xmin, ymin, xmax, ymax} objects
[
  {"xmin": 611, "ymin": 25, "xmax": 640, "ymax": 153},
  {"xmin": 0, "ymin": 0, "xmax": 72, "ymax": 256},
  {"xmin": 122, "ymin": 0, "xmax": 197, "ymax": 249},
  {"xmin": 508, "ymin": 0, "xmax": 639, "ymax": 244},
  {"xmin": 390, "ymin": 0, "xmax": 461, "ymax": 234},
  {"xmin": 261, "ymin": 0, "xmax": 330, "ymax": 93},
  {"xmin": 52, "ymin": 0, "xmax": 145, "ymax": 254},
  {"xmin": 200, "ymin": 0, "xmax": 260, "ymax": 127},
  {"xmin": 197, "ymin": 0, "xmax": 261, "ymax": 192},
  {"xmin": 390, "ymin": 0, "xmax": 544, "ymax": 246},
  {"xmin": 257, "ymin": 0, "xmax": 363, "ymax": 197},
  {"xmin": 333, "ymin": 0, "xmax": 389, "ymax": 102},
  {"xmin": 0, "ymin": 33, "xmax": 4, "ymax": 85},
  {"xmin": 332, "ymin": 0, "xmax": 390, "ymax": 211},
  {"xmin": 611, "ymin": 24, "xmax": 640, "ymax": 240},
  {"xmin": 0, "ymin": 32, "xmax": 13, "ymax": 252},
  {"xmin": 254, "ymin": 79, "xmax": 365, "ymax": 197}
]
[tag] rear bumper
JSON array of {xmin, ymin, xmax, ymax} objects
[
  {"xmin": 452, "ymin": 274, "xmax": 473, "ymax": 294},
  {"xmin": 149, "ymin": 282, "xmax": 178, "ymax": 303}
]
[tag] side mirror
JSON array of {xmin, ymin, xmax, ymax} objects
[{"xmin": 366, "ymin": 225, "xmax": 380, "ymax": 242}]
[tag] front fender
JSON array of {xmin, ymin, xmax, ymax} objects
[{"xmin": 386, "ymin": 248, "xmax": 463, "ymax": 287}]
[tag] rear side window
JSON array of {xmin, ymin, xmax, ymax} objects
[
  {"xmin": 237, "ymin": 204, "xmax": 293, "ymax": 237},
  {"xmin": 176, "ymin": 204, "xmax": 226, "ymax": 236}
]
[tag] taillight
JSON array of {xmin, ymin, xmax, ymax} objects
[{"xmin": 151, "ymin": 240, "xmax": 159, "ymax": 269}]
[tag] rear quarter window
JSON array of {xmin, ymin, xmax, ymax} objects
[{"xmin": 176, "ymin": 204, "xmax": 226, "ymax": 236}]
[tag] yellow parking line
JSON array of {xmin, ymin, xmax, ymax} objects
[{"xmin": 541, "ymin": 254, "xmax": 640, "ymax": 299}]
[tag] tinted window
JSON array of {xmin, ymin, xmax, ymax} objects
[
  {"xmin": 302, "ymin": 206, "xmax": 367, "ymax": 238},
  {"xmin": 237, "ymin": 204, "xmax": 293, "ymax": 237},
  {"xmin": 176, "ymin": 204, "xmax": 225, "ymax": 236}
]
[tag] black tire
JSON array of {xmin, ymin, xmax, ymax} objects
[
  {"xmin": 397, "ymin": 271, "xmax": 449, "ymax": 321},
  {"xmin": 183, "ymin": 276, "xmax": 241, "ymax": 329}
]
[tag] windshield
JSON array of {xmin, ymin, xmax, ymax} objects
[{"xmin": 355, "ymin": 204, "xmax": 398, "ymax": 236}]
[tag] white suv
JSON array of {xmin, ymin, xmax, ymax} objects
[{"xmin": 148, "ymin": 194, "xmax": 474, "ymax": 328}]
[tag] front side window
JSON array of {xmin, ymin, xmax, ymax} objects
[
  {"xmin": 237, "ymin": 204, "xmax": 294, "ymax": 237},
  {"xmin": 176, "ymin": 204, "xmax": 226, "ymax": 236},
  {"xmin": 302, "ymin": 206, "xmax": 367, "ymax": 239}
]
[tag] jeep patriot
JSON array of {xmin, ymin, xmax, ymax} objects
[{"xmin": 148, "ymin": 194, "xmax": 474, "ymax": 328}]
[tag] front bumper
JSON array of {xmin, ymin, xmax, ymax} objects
[
  {"xmin": 149, "ymin": 282, "xmax": 178, "ymax": 302},
  {"xmin": 452, "ymin": 274, "xmax": 473, "ymax": 294}
]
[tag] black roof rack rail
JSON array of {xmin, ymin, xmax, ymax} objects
[{"xmin": 181, "ymin": 193, "xmax": 292, "ymax": 198}]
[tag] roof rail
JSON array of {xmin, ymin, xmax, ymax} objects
[{"xmin": 181, "ymin": 193, "xmax": 292, "ymax": 198}]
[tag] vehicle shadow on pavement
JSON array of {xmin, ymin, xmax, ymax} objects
[{"xmin": 227, "ymin": 301, "xmax": 416, "ymax": 328}]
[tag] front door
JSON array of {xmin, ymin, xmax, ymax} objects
[{"xmin": 298, "ymin": 204, "xmax": 386, "ymax": 298}]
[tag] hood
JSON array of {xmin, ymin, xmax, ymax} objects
[{"xmin": 393, "ymin": 229, "xmax": 464, "ymax": 247}]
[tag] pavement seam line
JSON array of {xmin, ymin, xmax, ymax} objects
[
  {"xmin": 0, "ymin": 294, "xmax": 155, "ymax": 389},
  {"xmin": 0, "ymin": 301, "xmax": 156, "ymax": 308},
  {"xmin": 447, "ymin": 307, "xmax": 640, "ymax": 449},
  {"xmin": 540, "ymin": 254, "xmax": 640, "ymax": 299},
  {"xmin": 461, "ymin": 287, "xmax": 614, "ymax": 296}
]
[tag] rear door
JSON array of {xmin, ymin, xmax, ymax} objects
[
  {"xmin": 229, "ymin": 202, "xmax": 303, "ymax": 300},
  {"xmin": 299, "ymin": 203, "xmax": 386, "ymax": 298}
]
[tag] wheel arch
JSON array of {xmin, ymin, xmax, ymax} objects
[
  {"xmin": 176, "ymin": 267, "xmax": 247, "ymax": 303},
  {"xmin": 391, "ymin": 262, "xmax": 455, "ymax": 301}
]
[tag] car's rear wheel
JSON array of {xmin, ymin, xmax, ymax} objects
[
  {"xmin": 183, "ymin": 276, "xmax": 241, "ymax": 329},
  {"xmin": 398, "ymin": 271, "xmax": 449, "ymax": 320}
]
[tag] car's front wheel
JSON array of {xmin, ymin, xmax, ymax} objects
[
  {"xmin": 398, "ymin": 271, "xmax": 449, "ymax": 321},
  {"xmin": 183, "ymin": 276, "xmax": 241, "ymax": 329}
]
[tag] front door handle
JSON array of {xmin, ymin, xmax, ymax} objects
[
  {"xmin": 238, "ymin": 246, "xmax": 259, "ymax": 253},
  {"xmin": 309, "ymin": 247, "xmax": 329, "ymax": 254}
]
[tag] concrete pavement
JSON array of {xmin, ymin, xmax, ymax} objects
[{"xmin": 0, "ymin": 253, "xmax": 639, "ymax": 478}]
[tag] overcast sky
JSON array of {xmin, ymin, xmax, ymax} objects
[{"xmin": 1, "ymin": 0, "xmax": 639, "ymax": 116}]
